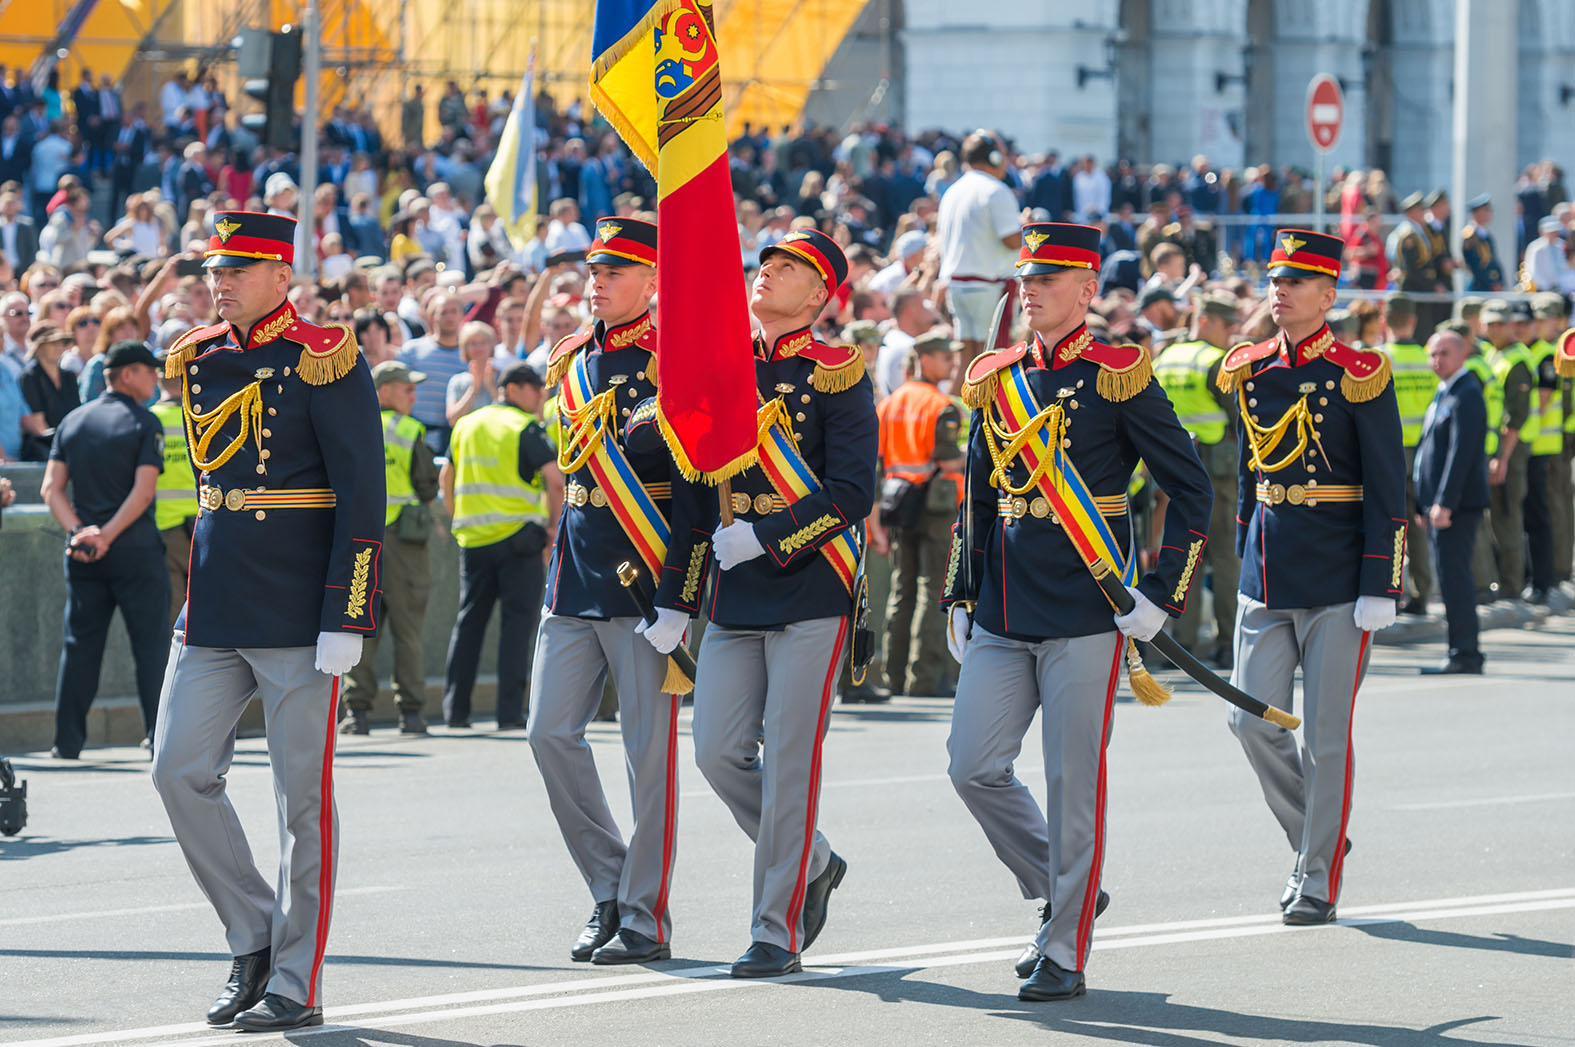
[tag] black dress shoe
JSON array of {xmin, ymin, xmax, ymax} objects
[
  {"xmin": 730, "ymin": 941, "xmax": 801, "ymax": 978},
  {"xmin": 571, "ymin": 900, "xmax": 620, "ymax": 962},
  {"xmin": 338, "ymin": 708, "xmax": 370, "ymax": 735},
  {"xmin": 496, "ymin": 719, "xmax": 528, "ymax": 730},
  {"xmin": 1420, "ymin": 657, "xmax": 1484, "ymax": 675},
  {"xmin": 206, "ymin": 947, "xmax": 270, "ymax": 1026},
  {"xmin": 1015, "ymin": 890, "xmax": 1108, "ymax": 978},
  {"xmin": 800, "ymin": 852, "xmax": 847, "ymax": 950},
  {"xmin": 1399, "ymin": 597, "xmax": 1428, "ymax": 616},
  {"xmin": 232, "ymin": 993, "xmax": 323, "ymax": 1031},
  {"xmin": 1279, "ymin": 873, "xmax": 1300, "ymax": 911},
  {"xmin": 840, "ymin": 683, "xmax": 892, "ymax": 704},
  {"xmin": 592, "ymin": 927, "xmax": 671, "ymax": 964},
  {"xmin": 1282, "ymin": 895, "xmax": 1337, "ymax": 925},
  {"xmin": 1018, "ymin": 956, "xmax": 1085, "ymax": 1001}
]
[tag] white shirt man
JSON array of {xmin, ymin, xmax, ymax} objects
[
  {"xmin": 1523, "ymin": 217, "xmax": 1575, "ymax": 295},
  {"xmin": 1072, "ymin": 159, "xmax": 1112, "ymax": 220}
]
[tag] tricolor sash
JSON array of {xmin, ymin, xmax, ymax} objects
[
  {"xmin": 986, "ymin": 362, "xmax": 1138, "ymax": 586},
  {"xmin": 558, "ymin": 350, "xmax": 671, "ymax": 574},
  {"xmin": 751, "ymin": 397, "xmax": 861, "ymax": 595}
]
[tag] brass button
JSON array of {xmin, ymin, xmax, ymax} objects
[
  {"xmin": 276, "ymin": 384, "xmax": 283, "ymax": 394},
  {"xmin": 629, "ymin": 387, "xmax": 638, "ymax": 398},
  {"xmin": 1244, "ymin": 381, "xmax": 1254, "ymax": 391},
  {"xmin": 1050, "ymin": 513, "xmax": 1061, "ymax": 525},
  {"xmin": 1319, "ymin": 397, "xmax": 1328, "ymax": 406},
  {"xmin": 1011, "ymin": 497, "xmax": 1028, "ymax": 519},
  {"xmin": 1325, "ymin": 380, "xmax": 1335, "ymax": 390},
  {"xmin": 1314, "ymin": 413, "xmax": 1324, "ymax": 423},
  {"xmin": 191, "ymin": 383, "xmax": 201, "ymax": 394},
  {"xmin": 1062, "ymin": 439, "xmax": 1072, "ymax": 448},
  {"xmin": 255, "ymin": 510, "xmax": 266, "ymax": 521},
  {"xmin": 283, "ymin": 366, "xmax": 291, "ymax": 377},
  {"xmin": 262, "ymin": 428, "xmax": 272, "ymax": 438},
  {"xmin": 189, "ymin": 365, "xmax": 198, "ymax": 375},
  {"xmin": 1247, "ymin": 397, "xmax": 1257, "ymax": 407},
  {"xmin": 731, "ymin": 492, "xmax": 751, "ymax": 514},
  {"xmin": 622, "ymin": 408, "xmax": 630, "ymax": 417},
  {"xmin": 1307, "ymin": 479, "xmax": 1318, "ymax": 488},
  {"xmin": 590, "ymin": 487, "xmax": 609, "ymax": 508},
  {"xmin": 1030, "ymin": 497, "xmax": 1050, "ymax": 518},
  {"xmin": 801, "ymin": 394, "xmax": 811, "ymax": 404},
  {"xmin": 1076, "ymin": 379, "xmax": 1085, "ymax": 388},
  {"xmin": 225, "ymin": 489, "xmax": 247, "ymax": 511},
  {"xmin": 260, "ymin": 450, "xmax": 271, "ymax": 460},
  {"xmin": 636, "ymin": 370, "xmax": 646, "ymax": 380},
  {"xmin": 754, "ymin": 493, "xmax": 775, "ymax": 514},
  {"xmin": 268, "ymin": 407, "xmax": 277, "ymax": 416},
  {"xmin": 1069, "ymin": 400, "xmax": 1079, "ymax": 410},
  {"xmin": 796, "ymin": 412, "xmax": 806, "ymax": 422},
  {"xmin": 256, "ymin": 464, "xmax": 266, "ymax": 474}
]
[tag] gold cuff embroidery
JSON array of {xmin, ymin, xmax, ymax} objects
[
  {"xmin": 681, "ymin": 541, "xmax": 708, "ymax": 605},
  {"xmin": 1172, "ymin": 537, "xmax": 1204, "ymax": 603},
  {"xmin": 346, "ymin": 547, "xmax": 373, "ymax": 620},
  {"xmin": 779, "ymin": 513, "xmax": 837, "ymax": 555}
]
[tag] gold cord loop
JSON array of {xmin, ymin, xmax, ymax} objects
[
  {"xmin": 183, "ymin": 379, "xmax": 265, "ymax": 472},
  {"xmin": 1237, "ymin": 388, "xmax": 1314, "ymax": 474}
]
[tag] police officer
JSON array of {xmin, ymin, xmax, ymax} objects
[
  {"xmin": 691, "ymin": 228, "xmax": 876, "ymax": 978},
  {"xmin": 1482, "ymin": 301, "xmax": 1536, "ymax": 601},
  {"xmin": 872, "ymin": 328, "xmax": 963, "ymax": 697},
  {"xmin": 340, "ymin": 360, "xmax": 440, "ymax": 735},
  {"xmin": 440, "ymin": 361, "xmax": 562, "ymax": 728},
  {"xmin": 1223, "ymin": 229, "xmax": 1406, "ymax": 927},
  {"xmin": 1525, "ymin": 294, "xmax": 1566, "ymax": 602},
  {"xmin": 1153, "ymin": 291, "xmax": 1240, "ymax": 666},
  {"xmin": 1380, "ymin": 293, "xmax": 1436, "ymax": 613},
  {"xmin": 1460, "ymin": 194, "xmax": 1504, "ymax": 292},
  {"xmin": 527, "ymin": 217, "xmax": 706, "ymax": 966},
  {"xmin": 149, "ymin": 210, "xmax": 386, "ymax": 1032},
  {"xmin": 943, "ymin": 222, "xmax": 1213, "ymax": 1002},
  {"xmin": 151, "ymin": 354, "xmax": 199, "ymax": 625},
  {"xmin": 39, "ymin": 338, "xmax": 170, "ymax": 758}
]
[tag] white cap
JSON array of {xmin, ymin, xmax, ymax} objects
[
  {"xmin": 264, "ymin": 172, "xmax": 298, "ymax": 200},
  {"xmin": 893, "ymin": 230, "xmax": 928, "ymax": 259}
]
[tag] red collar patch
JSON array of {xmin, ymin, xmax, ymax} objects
[
  {"xmin": 240, "ymin": 300, "xmax": 298, "ymax": 350},
  {"xmin": 600, "ymin": 312, "xmax": 655, "ymax": 352}
]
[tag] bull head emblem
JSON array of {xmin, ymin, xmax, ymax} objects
[{"xmin": 655, "ymin": 9, "xmax": 709, "ymax": 100}]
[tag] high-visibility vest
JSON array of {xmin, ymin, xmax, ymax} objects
[
  {"xmin": 1527, "ymin": 340, "xmax": 1564, "ymax": 455},
  {"xmin": 1382, "ymin": 342, "xmax": 1434, "ymax": 448},
  {"xmin": 382, "ymin": 409, "xmax": 426, "ymax": 526},
  {"xmin": 150, "ymin": 399, "xmax": 198, "ymax": 530},
  {"xmin": 877, "ymin": 379, "xmax": 963, "ymax": 506},
  {"xmin": 1153, "ymin": 340, "xmax": 1229, "ymax": 445},
  {"xmin": 448, "ymin": 402, "xmax": 546, "ymax": 548},
  {"xmin": 1464, "ymin": 348, "xmax": 1500, "ymax": 456},
  {"xmin": 1488, "ymin": 342, "xmax": 1539, "ymax": 446}
]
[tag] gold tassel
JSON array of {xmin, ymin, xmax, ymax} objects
[
  {"xmin": 960, "ymin": 369, "xmax": 999, "ymax": 410},
  {"xmin": 1217, "ymin": 363, "xmax": 1249, "ymax": 394},
  {"xmin": 1126, "ymin": 638, "xmax": 1171, "ymax": 707},
  {"xmin": 1095, "ymin": 345, "xmax": 1153, "ymax": 402},
  {"xmin": 544, "ymin": 338, "xmax": 581, "ymax": 388},
  {"xmin": 1556, "ymin": 329, "xmax": 1575, "ymax": 379},
  {"xmin": 1340, "ymin": 352, "xmax": 1392, "ymax": 403},
  {"xmin": 809, "ymin": 349, "xmax": 866, "ymax": 394},
  {"xmin": 662, "ymin": 656, "xmax": 695, "ymax": 696},
  {"xmin": 295, "ymin": 325, "xmax": 360, "ymax": 386}
]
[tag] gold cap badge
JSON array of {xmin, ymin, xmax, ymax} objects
[
  {"xmin": 597, "ymin": 222, "xmax": 622, "ymax": 242},
  {"xmin": 1280, "ymin": 233, "xmax": 1306, "ymax": 256},
  {"xmin": 1024, "ymin": 230, "xmax": 1051, "ymax": 252},
  {"xmin": 215, "ymin": 218, "xmax": 242, "ymax": 243}
]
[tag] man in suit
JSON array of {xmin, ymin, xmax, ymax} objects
[
  {"xmin": 71, "ymin": 71, "xmax": 100, "ymax": 170},
  {"xmin": 110, "ymin": 105, "xmax": 152, "ymax": 221},
  {"xmin": 0, "ymin": 189, "xmax": 37, "ymax": 273},
  {"xmin": 0, "ymin": 114, "xmax": 31, "ymax": 187},
  {"xmin": 1415, "ymin": 330, "xmax": 1490, "ymax": 674}
]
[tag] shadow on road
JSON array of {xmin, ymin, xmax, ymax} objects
[
  {"xmin": 1353, "ymin": 920, "xmax": 1575, "ymax": 960},
  {"xmin": 0, "ymin": 834, "xmax": 173, "ymax": 860},
  {"xmin": 0, "ymin": 947, "xmax": 554, "ymax": 974},
  {"xmin": 286, "ymin": 1031, "xmax": 526, "ymax": 1047}
]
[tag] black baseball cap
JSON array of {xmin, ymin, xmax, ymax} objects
[
  {"xmin": 104, "ymin": 340, "xmax": 158, "ymax": 369},
  {"xmin": 498, "ymin": 360, "xmax": 544, "ymax": 389}
]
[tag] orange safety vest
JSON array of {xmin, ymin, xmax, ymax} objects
[{"xmin": 878, "ymin": 379, "xmax": 964, "ymax": 506}]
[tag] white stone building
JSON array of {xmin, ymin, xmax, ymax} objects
[{"xmin": 899, "ymin": 0, "xmax": 1575, "ymax": 194}]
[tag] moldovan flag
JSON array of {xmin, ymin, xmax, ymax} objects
[
  {"xmin": 484, "ymin": 56, "xmax": 539, "ymax": 251},
  {"xmin": 590, "ymin": 0, "xmax": 757, "ymax": 482}
]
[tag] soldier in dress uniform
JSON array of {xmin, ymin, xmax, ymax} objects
[
  {"xmin": 1460, "ymin": 194, "xmax": 1504, "ymax": 293},
  {"xmin": 1221, "ymin": 229, "xmax": 1406, "ymax": 927},
  {"xmin": 149, "ymin": 210, "xmax": 385, "ymax": 1033},
  {"xmin": 1387, "ymin": 193, "xmax": 1435, "ymax": 296},
  {"xmin": 689, "ymin": 228, "xmax": 877, "ymax": 978},
  {"xmin": 942, "ymin": 222, "xmax": 1213, "ymax": 1002},
  {"xmin": 527, "ymin": 217, "xmax": 704, "ymax": 966},
  {"xmin": 1153, "ymin": 291, "xmax": 1240, "ymax": 666}
]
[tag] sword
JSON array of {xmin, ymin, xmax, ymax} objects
[
  {"xmin": 1089, "ymin": 560, "xmax": 1300, "ymax": 730},
  {"xmin": 616, "ymin": 561, "xmax": 698, "ymax": 691}
]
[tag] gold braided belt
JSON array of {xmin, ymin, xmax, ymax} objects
[
  {"xmin": 199, "ymin": 486, "xmax": 337, "ymax": 513},
  {"xmin": 1254, "ymin": 481, "xmax": 1362, "ymax": 507},
  {"xmin": 565, "ymin": 481, "xmax": 672, "ymax": 508}
]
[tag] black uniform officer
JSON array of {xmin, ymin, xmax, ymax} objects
[
  {"xmin": 40, "ymin": 338, "xmax": 170, "ymax": 758},
  {"xmin": 1460, "ymin": 194, "xmax": 1504, "ymax": 293},
  {"xmin": 149, "ymin": 210, "xmax": 385, "ymax": 1032}
]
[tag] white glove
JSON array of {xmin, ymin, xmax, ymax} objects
[
  {"xmin": 947, "ymin": 604, "xmax": 972, "ymax": 664},
  {"xmin": 314, "ymin": 631, "xmax": 364, "ymax": 676},
  {"xmin": 713, "ymin": 520, "xmax": 766, "ymax": 570},
  {"xmin": 635, "ymin": 607, "xmax": 688, "ymax": 654},
  {"xmin": 1113, "ymin": 586, "xmax": 1167, "ymax": 642},
  {"xmin": 1353, "ymin": 595, "xmax": 1397, "ymax": 633}
]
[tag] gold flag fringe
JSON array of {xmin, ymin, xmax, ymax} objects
[{"xmin": 656, "ymin": 397, "xmax": 758, "ymax": 486}]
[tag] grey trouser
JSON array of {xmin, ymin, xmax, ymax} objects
[
  {"xmin": 526, "ymin": 612, "xmax": 680, "ymax": 942},
  {"xmin": 693, "ymin": 616, "xmax": 847, "ymax": 952},
  {"xmin": 150, "ymin": 637, "xmax": 339, "ymax": 1007},
  {"xmin": 1227, "ymin": 596, "xmax": 1370, "ymax": 906},
  {"xmin": 947, "ymin": 626, "xmax": 1124, "ymax": 974}
]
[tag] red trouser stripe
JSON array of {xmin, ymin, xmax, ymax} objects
[
  {"xmin": 650, "ymin": 690, "xmax": 680, "ymax": 942},
  {"xmin": 784, "ymin": 616, "xmax": 848, "ymax": 952},
  {"xmin": 1073, "ymin": 636, "xmax": 1125, "ymax": 967},
  {"xmin": 1326, "ymin": 630, "xmax": 1369, "ymax": 902},
  {"xmin": 306, "ymin": 675, "xmax": 340, "ymax": 1007}
]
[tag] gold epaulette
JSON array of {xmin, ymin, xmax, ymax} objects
[
  {"xmin": 1556, "ymin": 329, "xmax": 1575, "ymax": 379},
  {"xmin": 959, "ymin": 343, "xmax": 1028, "ymax": 410},
  {"xmin": 1217, "ymin": 340, "xmax": 1269, "ymax": 394},
  {"xmin": 545, "ymin": 330, "xmax": 593, "ymax": 388},
  {"xmin": 163, "ymin": 322, "xmax": 228, "ymax": 377},
  {"xmin": 802, "ymin": 342, "xmax": 866, "ymax": 394},
  {"xmin": 291, "ymin": 323, "xmax": 360, "ymax": 386},
  {"xmin": 1325, "ymin": 342, "xmax": 1392, "ymax": 403},
  {"xmin": 1083, "ymin": 342, "xmax": 1153, "ymax": 402}
]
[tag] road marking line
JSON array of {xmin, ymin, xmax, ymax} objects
[
  {"xmin": 13, "ymin": 889, "xmax": 1572, "ymax": 1047},
  {"xmin": 0, "ymin": 886, "xmax": 399, "ymax": 929},
  {"xmin": 1389, "ymin": 791, "xmax": 1575, "ymax": 811},
  {"xmin": 682, "ymin": 767, "xmax": 1044, "ymax": 799}
]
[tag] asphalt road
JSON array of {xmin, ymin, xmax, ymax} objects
[{"xmin": 4, "ymin": 617, "xmax": 1573, "ymax": 1047}]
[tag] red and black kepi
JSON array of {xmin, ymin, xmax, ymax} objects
[
  {"xmin": 760, "ymin": 228, "xmax": 849, "ymax": 291},
  {"xmin": 1267, "ymin": 228, "xmax": 1342, "ymax": 281},
  {"xmin": 587, "ymin": 216, "xmax": 657, "ymax": 267},
  {"xmin": 203, "ymin": 210, "xmax": 297, "ymax": 268},
  {"xmin": 1016, "ymin": 222, "xmax": 1101, "ymax": 275}
]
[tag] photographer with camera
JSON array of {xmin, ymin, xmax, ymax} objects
[{"xmin": 39, "ymin": 339, "xmax": 169, "ymax": 759}]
